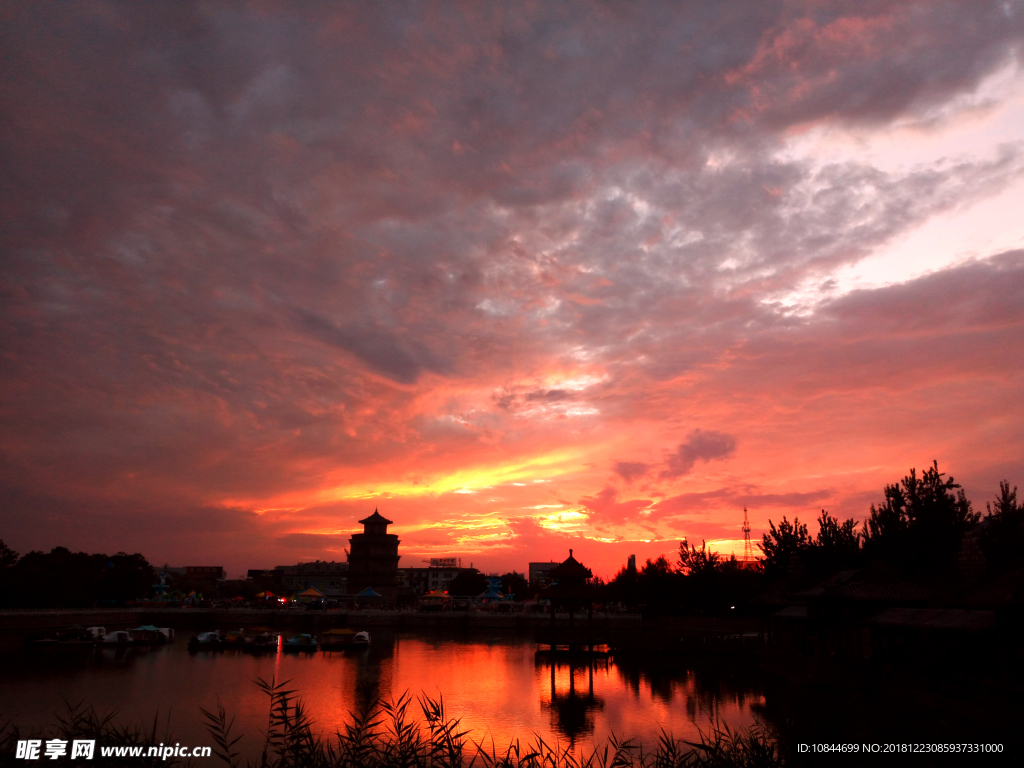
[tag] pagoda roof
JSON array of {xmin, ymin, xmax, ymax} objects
[
  {"xmin": 539, "ymin": 549, "xmax": 594, "ymax": 601},
  {"xmin": 359, "ymin": 508, "xmax": 393, "ymax": 526},
  {"xmin": 556, "ymin": 549, "xmax": 592, "ymax": 579}
]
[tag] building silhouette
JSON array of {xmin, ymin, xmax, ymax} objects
[
  {"xmin": 271, "ymin": 560, "xmax": 348, "ymax": 596},
  {"xmin": 529, "ymin": 561, "xmax": 560, "ymax": 591},
  {"xmin": 347, "ymin": 509, "xmax": 400, "ymax": 602},
  {"xmin": 398, "ymin": 565, "xmax": 463, "ymax": 601}
]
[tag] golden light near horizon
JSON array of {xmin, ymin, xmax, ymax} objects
[{"xmin": 225, "ymin": 448, "xmax": 587, "ymax": 511}]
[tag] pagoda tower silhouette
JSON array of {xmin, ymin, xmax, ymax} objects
[{"xmin": 346, "ymin": 509, "xmax": 400, "ymax": 603}]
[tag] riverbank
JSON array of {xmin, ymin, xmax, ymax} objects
[{"xmin": 0, "ymin": 606, "xmax": 643, "ymax": 638}]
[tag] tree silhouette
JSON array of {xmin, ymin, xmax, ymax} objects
[
  {"xmin": 0, "ymin": 540, "xmax": 17, "ymax": 601},
  {"xmin": 980, "ymin": 481, "xmax": 1024, "ymax": 576},
  {"xmin": 0, "ymin": 539, "xmax": 17, "ymax": 569},
  {"xmin": 500, "ymin": 571, "xmax": 529, "ymax": 599},
  {"xmin": 446, "ymin": 567, "xmax": 487, "ymax": 596},
  {"xmin": 677, "ymin": 539, "xmax": 721, "ymax": 576},
  {"xmin": 760, "ymin": 516, "xmax": 809, "ymax": 577},
  {"xmin": 606, "ymin": 562, "xmax": 639, "ymax": 607},
  {"xmin": 2, "ymin": 547, "xmax": 155, "ymax": 608},
  {"xmin": 807, "ymin": 511, "xmax": 861, "ymax": 571},
  {"xmin": 761, "ymin": 511, "xmax": 861, "ymax": 579},
  {"xmin": 863, "ymin": 461, "xmax": 979, "ymax": 573},
  {"xmin": 635, "ymin": 555, "xmax": 678, "ymax": 610}
]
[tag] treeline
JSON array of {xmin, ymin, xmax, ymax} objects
[
  {"xmin": 598, "ymin": 462, "xmax": 1023, "ymax": 614},
  {"xmin": 762, "ymin": 462, "xmax": 1023, "ymax": 579},
  {"xmin": 600, "ymin": 540, "xmax": 764, "ymax": 614},
  {"xmin": 0, "ymin": 543, "xmax": 155, "ymax": 608},
  {"xmin": 443, "ymin": 568, "xmax": 529, "ymax": 598}
]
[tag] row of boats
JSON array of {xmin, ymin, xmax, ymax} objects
[
  {"xmin": 27, "ymin": 625, "xmax": 175, "ymax": 646},
  {"xmin": 187, "ymin": 627, "xmax": 370, "ymax": 652},
  {"xmin": 26, "ymin": 625, "xmax": 370, "ymax": 653}
]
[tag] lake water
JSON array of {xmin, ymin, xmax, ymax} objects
[{"xmin": 1, "ymin": 628, "xmax": 766, "ymax": 759}]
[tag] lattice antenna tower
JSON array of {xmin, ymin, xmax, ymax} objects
[{"xmin": 742, "ymin": 507, "xmax": 752, "ymax": 560}]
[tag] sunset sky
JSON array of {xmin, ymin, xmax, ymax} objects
[{"xmin": 2, "ymin": 1, "xmax": 1023, "ymax": 579}]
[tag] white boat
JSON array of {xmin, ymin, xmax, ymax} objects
[
  {"xmin": 99, "ymin": 630, "xmax": 133, "ymax": 644},
  {"xmin": 319, "ymin": 628, "xmax": 370, "ymax": 650},
  {"xmin": 188, "ymin": 630, "xmax": 222, "ymax": 651}
]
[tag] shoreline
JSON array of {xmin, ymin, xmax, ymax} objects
[{"xmin": 0, "ymin": 606, "xmax": 643, "ymax": 636}]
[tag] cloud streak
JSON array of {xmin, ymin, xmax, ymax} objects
[{"xmin": 662, "ymin": 431, "xmax": 739, "ymax": 478}]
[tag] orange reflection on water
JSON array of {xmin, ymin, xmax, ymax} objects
[
  {"xmin": 217, "ymin": 632, "xmax": 765, "ymax": 756},
  {"xmin": 1, "ymin": 631, "xmax": 767, "ymax": 760}
]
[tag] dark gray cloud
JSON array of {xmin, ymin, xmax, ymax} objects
[
  {"xmin": 653, "ymin": 487, "xmax": 835, "ymax": 517},
  {"xmin": 614, "ymin": 461, "xmax": 651, "ymax": 483},
  {"xmin": 662, "ymin": 430, "xmax": 738, "ymax": 478},
  {"xmin": 291, "ymin": 306, "xmax": 451, "ymax": 384}
]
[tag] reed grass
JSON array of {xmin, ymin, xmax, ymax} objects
[
  {"xmin": 0, "ymin": 681, "xmax": 782, "ymax": 768},
  {"xmin": 0, "ymin": 699, "xmax": 182, "ymax": 767},
  {"xmin": 236, "ymin": 676, "xmax": 783, "ymax": 768}
]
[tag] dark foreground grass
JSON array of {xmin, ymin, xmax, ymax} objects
[{"xmin": 1, "ymin": 677, "xmax": 782, "ymax": 768}]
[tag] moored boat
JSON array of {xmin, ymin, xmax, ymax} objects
[
  {"xmin": 26, "ymin": 625, "xmax": 102, "ymax": 647},
  {"xmin": 319, "ymin": 628, "xmax": 370, "ymax": 650},
  {"xmin": 187, "ymin": 630, "xmax": 222, "ymax": 652},
  {"xmin": 243, "ymin": 627, "xmax": 281, "ymax": 653},
  {"xmin": 130, "ymin": 625, "xmax": 175, "ymax": 645},
  {"xmin": 99, "ymin": 629, "xmax": 133, "ymax": 645},
  {"xmin": 283, "ymin": 633, "xmax": 318, "ymax": 652},
  {"xmin": 221, "ymin": 628, "xmax": 247, "ymax": 649}
]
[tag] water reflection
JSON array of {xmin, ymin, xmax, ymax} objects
[
  {"xmin": 538, "ymin": 658, "xmax": 606, "ymax": 740},
  {"xmin": 1, "ymin": 629, "xmax": 762, "ymax": 758},
  {"xmin": 349, "ymin": 635, "xmax": 394, "ymax": 714},
  {"xmin": 612, "ymin": 654, "xmax": 766, "ymax": 725}
]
